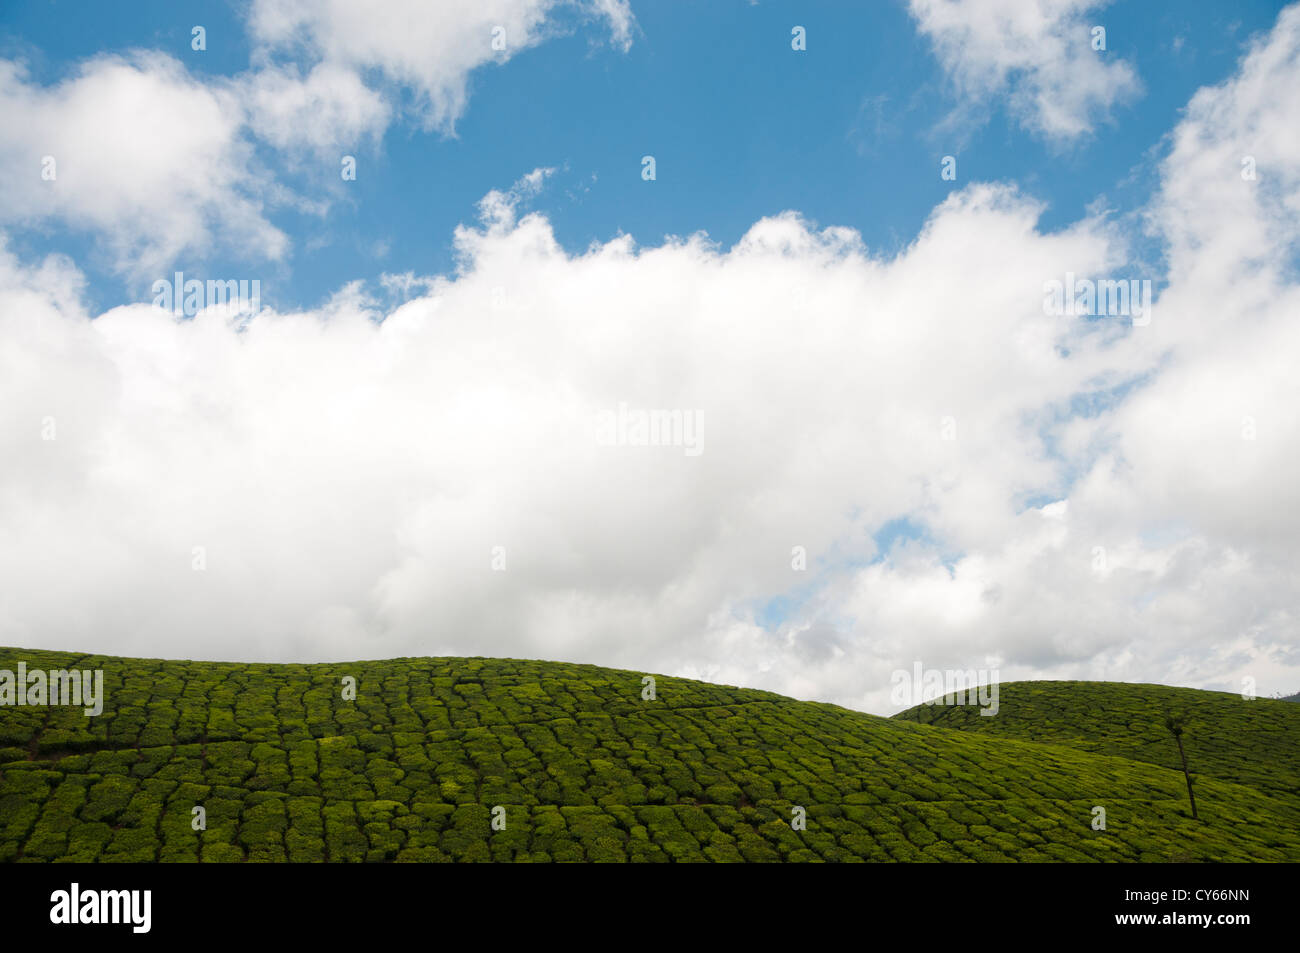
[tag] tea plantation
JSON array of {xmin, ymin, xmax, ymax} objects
[
  {"xmin": 894, "ymin": 680, "xmax": 1300, "ymax": 801},
  {"xmin": 1, "ymin": 647, "xmax": 1297, "ymax": 862}
]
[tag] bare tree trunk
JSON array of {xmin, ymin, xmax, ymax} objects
[{"xmin": 1175, "ymin": 734, "xmax": 1198, "ymax": 820}]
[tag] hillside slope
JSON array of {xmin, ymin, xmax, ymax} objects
[
  {"xmin": 893, "ymin": 680, "xmax": 1300, "ymax": 801},
  {"xmin": 1, "ymin": 649, "xmax": 1297, "ymax": 862}
]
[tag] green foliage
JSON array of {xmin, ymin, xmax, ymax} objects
[
  {"xmin": 894, "ymin": 680, "xmax": 1299, "ymax": 800},
  {"xmin": 1, "ymin": 649, "xmax": 1297, "ymax": 862}
]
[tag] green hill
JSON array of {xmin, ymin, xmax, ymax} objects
[
  {"xmin": 893, "ymin": 680, "xmax": 1300, "ymax": 802},
  {"xmin": 1, "ymin": 648, "xmax": 1297, "ymax": 862}
]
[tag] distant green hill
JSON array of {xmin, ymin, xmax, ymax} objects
[
  {"xmin": 1, "ymin": 649, "xmax": 1297, "ymax": 862},
  {"xmin": 893, "ymin": 680, "xmax": 1300, "ymax": 802}
]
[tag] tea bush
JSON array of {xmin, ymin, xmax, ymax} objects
[{"xmin": 1, "ymin": 648, "xmax": 1297, "ymax": 862}]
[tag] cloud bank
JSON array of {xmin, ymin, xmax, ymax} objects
[{"xmin": 2, "ymin": 6, "xmax": 1298, "ymax": 714}]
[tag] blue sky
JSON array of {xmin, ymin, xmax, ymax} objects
[
  {"xmin": 0, "ymin": 0, "xmax": 1287, "ymax": 314},
  {"xmin": 3, "ymin": 1, "xmax": 1299, "ymax": 710}
]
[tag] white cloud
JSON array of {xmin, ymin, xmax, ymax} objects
[
  {"xmin": 908, "ymin": 0, "xmax": 1142, "ymax": 142},
  {"xmin": 0, "ymin": 1, "xmax": 630, "ymax": 282},
  {"xmin": 1095, "ymin": 6, "xmax": 1300, "ymax": 590},
  {"xmin": 241, "ymin": 62, "xmax": 392, "ymax": 158},
  {"xmin": 2, "ymin": 7, "xmax": 1299, "ymax": 715},
  {"xmin": 476, "ymin": 166, "xmax": 557, "ymax": 229},
  {"xmin": 247, "ymin": 0, "xmax": 636, "ymax": 132},
  {"xmin": 0, "ymin": 179, "xmax": 1134, "ymax": 702},
  {"xmin": 0, "ymin": 54, "xmax": 287, "ymax": 281}
]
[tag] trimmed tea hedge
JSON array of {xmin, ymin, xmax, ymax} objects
[
  {"xmin": 1, "ymin": 648, "xmax": 1297, "ymax": 862},
  {"xmin": 894, "ymin": 680, "xmax": 1300, "ymax": 801}
]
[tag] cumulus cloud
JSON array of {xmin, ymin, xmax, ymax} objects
[
  {"xmin": 0, "ymin": 1, "xmax": 629, "ymax": 282},
  {"xmin": 0, "ymin": 166, "xmax": 1151, "ymax": 710},
  {"xmin": 812, "ymin": 5, "xmax": 1300, "ymax": 709},
  {"xmin": 0, "ymin": 54, "xmax": 287, "ymax": 281},
  {"xmin": 2, "ymin": 7, "xmax": 1299, "ymax": 714},
  {"xmin": 247, "ymin": 0, "xmax": 636, "ymax": 132},
  {"xmin": 908, "ymin": 0, "xmax": 1142, "ymax": 142},
  {"xmin": 241, "ymin": 62, "xmax": 392, "ymax": 158}
]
